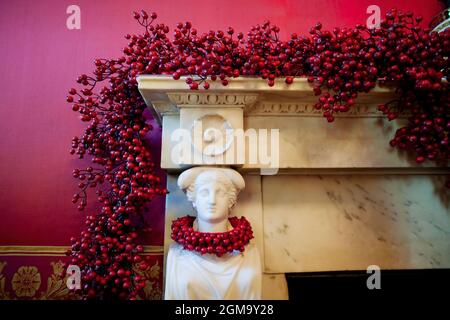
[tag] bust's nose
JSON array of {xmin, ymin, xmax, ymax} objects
[{"xmin": 208, "ymin": 190, "xmax": 217, "ymax": 205}]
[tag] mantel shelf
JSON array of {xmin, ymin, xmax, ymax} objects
[
  {"xmin": 138, "ymin": 75, "xmax": 395, "ymax": 93},
  {"xmin": 138, "ymin": 75, "xmax": 398, "ymax": 124},
  {"xmin": 136, "ymin": 75, "xmax": 445, "ymax": 171}
]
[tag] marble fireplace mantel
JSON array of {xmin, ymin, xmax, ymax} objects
[
  {"xmin": 138, "ymin": 76, "xmax": 450, "ymax": 300},
  {"xmin": 138, "ymin": 76, "xmax": 446, "ymax": 172}
]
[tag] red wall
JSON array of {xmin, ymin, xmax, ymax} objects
[{"xmin": 0, "ymin": 0, "xmax": 443, "ymax": 299}]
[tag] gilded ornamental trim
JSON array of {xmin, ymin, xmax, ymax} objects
[{"xmin": 0, "ymin": 245, "xmax": 164, "ymax": 256}]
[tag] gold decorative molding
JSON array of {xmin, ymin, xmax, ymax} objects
[
  {"xmin": 0, "ymin": 245, "xmax": 164, "ymax": 256},
  {"xmin": 133, "ymin": 261, "xmax": 163, "ymax": 300},
  {"xmin": 12, "ymin": 266, "xmax": 41, "ymax": 297},
  {"xmin": 0, "ymin": 260, "xmax": 77, "ymax": 300},
  {"xmin": 0, "ymin": 259, "xmax": 162, "ymax": 300},
  {"xmin": 0, "ymin": 261, "xmax": 9, "ymax": 299},
  {"xmin": 38, "ymin": 261, "xmax": 72, "ymax": 300}
]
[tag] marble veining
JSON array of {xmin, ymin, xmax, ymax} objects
[{"xmin": 263, "ymin": 175, "xmax": 450, "ymax": 273}]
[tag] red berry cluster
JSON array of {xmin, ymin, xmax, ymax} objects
[
  {"xmin": 170, "ymin": 216, "xmax": 254, "ymax": 257},
  {"xmin": 67, "ymin": 8, "xmax": 449, "ymax": 300},
  {"xmin": 128, "ymin": 9, "xmax": 449, "ymax": 174},
  {"xmin": 66, "ymin": 12, "xmax": 169, "ymax": 300}
]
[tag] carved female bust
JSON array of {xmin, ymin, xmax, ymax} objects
[{"xmin": 164, "ymin": 167, "xmax": 262, "ymax": 300}]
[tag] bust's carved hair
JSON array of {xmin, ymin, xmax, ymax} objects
[{"xmin": 178, "ymin": 167, "xmax": 245, "ymax": 213}]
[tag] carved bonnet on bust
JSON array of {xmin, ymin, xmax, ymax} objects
[{"xmin": 164, "ymin": 166, "xmax": 262, "ymax": 300}]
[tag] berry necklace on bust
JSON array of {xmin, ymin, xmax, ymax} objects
[{"xmin": 170, "ymin": 215, "xmax": 254, "ymax": 257}]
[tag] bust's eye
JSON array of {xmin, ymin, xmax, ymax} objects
[
  {"xmin": 199, "ymin": 189, "xmax": 209, "ymax": 197},
  {"xmin": 216, "ymin": 188, "xmax": 225, "ymax": 197}
]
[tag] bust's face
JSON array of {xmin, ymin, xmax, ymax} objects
[{"xmin": 193, "ymin": 173, "xmax": 231, "ymax": 224}]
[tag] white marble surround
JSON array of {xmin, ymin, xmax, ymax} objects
[
  {"xmin": 138, "ymin": 76, "xmax": 450, "ymax": 300},
  {"xmin": 263, "ymin": 175, "xmax": 450, "ymax": 272}
]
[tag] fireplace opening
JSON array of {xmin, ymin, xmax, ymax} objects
[{"xmin": 285, "ymin": 269, "xmax": 450, "ymax": 302}]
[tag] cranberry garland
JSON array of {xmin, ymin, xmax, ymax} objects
[
  {"xmin": 171, "ymin": 8, "xmax": 448, "ymax": 184},
  {"xmin": 66, "ymin": 12, "xmax": 170, "ymax": 300},
  {"xmin": 169, "ymin": 9, "xmax": 449, "ymax": 185},
  {"xmin": 170, "ymin": 216, "xmax": 254, "ymax": 257},
  {"xmin": 67, "ymin": 8, "xmax": 449, "ymax": 301}
]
